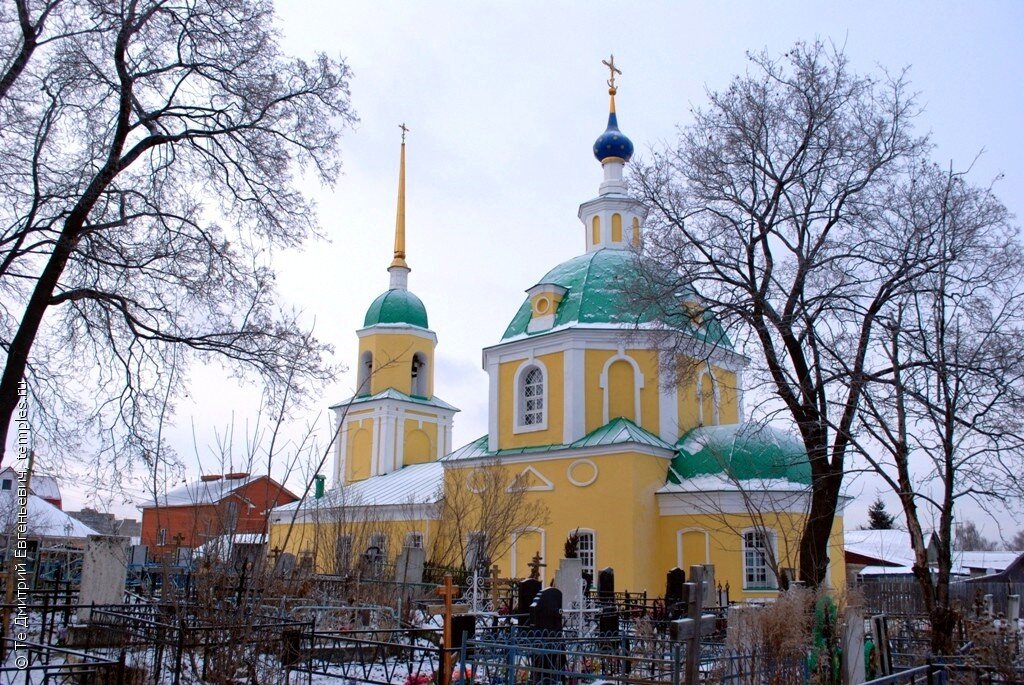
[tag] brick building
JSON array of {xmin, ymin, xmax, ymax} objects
[{"xmin": 139, "ymin": 473, "xmax": 297, "ymax": 557}]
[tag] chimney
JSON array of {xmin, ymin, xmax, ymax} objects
[
  {"xmin": 200, "ymin": 474, "xmax": 222, "ymax": 482},
  {"xmin": 224, "ymin": 472, "xmax": 250, "ymax": 481}
]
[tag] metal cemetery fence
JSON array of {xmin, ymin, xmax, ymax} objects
[
  {"xmin": 861, "ymin": 581, "xmax": 1024, "ymax": 618},
  {"xmin": 0, "ymin": 639, "xmax": 122, "ymax": 685},
  {"xmin": 285, "ymin": 627, "xmax": 445, "ymax": 685}
]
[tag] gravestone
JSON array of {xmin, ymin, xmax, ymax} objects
[
  {"xmin": 701, "ymin": 564, "xmax": 716, "ymax": 607},
  {"xmin": 518, "ymin": 577, "xmax": 542, "ymax": 624},
  {"xmin": 597, "ymin": 567, "xmax": 615, "ymax": 603},
  {"xmin": 666, "ymin": 567, "xmax": 685, "ymax": 619},
  {"xmin": 278, "ymin": 552, "xmax": 296, "ymax": 576},
  {"xmin": 129, "ymin": 544, "xmax": 148, "ymax": 567},
  {"xmin": 530, "ymin": 587, "xmax": 564, "ymax": 685},
  {"xmin": 395, "ymin": 545, "xmax": 426, "ymax": 585},
  {"xmin": 842, "ymin": 605, "xmax": 866, "ymax": 685},
  {"xmin": 554, "ymin": 557, "xmax": 584, "ymax": 613},
  {"xmin": 451, "ymin": 613, "xmax": 476, "ymax": 657},
  {"xmin": 725, "ymin": 605, "xmax": 758, "ymax": 652},
  {"xmin": 1008, "ymin": 595, "xmax": 1021, "ymax": 632},
  {"xmin": 77, "ymin": 535, "xmax": 130, "ymax": 622}
]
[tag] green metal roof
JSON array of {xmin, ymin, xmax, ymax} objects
[
  {"xmin": 364, "ymin": 289, "xmax": 429, "ymax": 329},
  {"xmin": 501, "ymin": 248, "xmax": 730, "ymax": 346},
  {"xmin": 442, "ymin": 417, "xmax": 672, "ymax": 462},
  {"xmin": 668, "ymin": 423, "xmax": 811, "ymax": 485},
  {"xmin": 330, "ymin": 387, "xmax": 458, "ymax": 412}
]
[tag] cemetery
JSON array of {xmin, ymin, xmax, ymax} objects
[{"xmin": 2, "ymin": 527, "xmax": 1023, "ymax": 685}]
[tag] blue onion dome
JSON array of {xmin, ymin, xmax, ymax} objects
[{"xmin": 593, "ymin": 109, "xmax": 634, "ymax": 163}]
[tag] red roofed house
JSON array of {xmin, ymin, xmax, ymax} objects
[
  {"xmin": 139, "ymin": 473, "xmax": 297, "ymax": 559},
  {"xmin": 0, "ymin": 466, "xmax": 62, "ymax": 510}
]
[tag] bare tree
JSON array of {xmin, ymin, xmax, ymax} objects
[
  {"xmin": 430, "ymin": 460, "xmax": 550, "ymax": 574},
  {"xmin": 631, "ymin": 41, "xmax": 931, "ymax": 587},
  {"xmin": 0, "ymin": 0, "xmax": 355, "ymax": 471},
  {"xmin": 854, "ymin": 162, "xmax": 1024, "ymax": 653}
]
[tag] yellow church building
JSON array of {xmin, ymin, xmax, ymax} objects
[{"xmin": 269, "ymin": 69, "xmax": 846, "ymax": 598}]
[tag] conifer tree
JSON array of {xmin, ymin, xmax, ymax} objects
[{"xmin": 867, "ymin": 497, "xmax": 895, "ymax": 530}]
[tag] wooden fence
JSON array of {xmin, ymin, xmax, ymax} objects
[{"xmin": 859, "ymin": 579, "xmax": 1024, "ymax": 618}]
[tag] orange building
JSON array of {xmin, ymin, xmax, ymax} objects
[{"xmin": 139, "ymin": 473, "xmax": 296, "ymax": 557}]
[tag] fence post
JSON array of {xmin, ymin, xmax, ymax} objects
[
  {"xmin": 842, "ymin": 605, "xmax": 865, "ymax": 685},
  {"xmin": 173, "ymin": 616, "xmax": 186, "ymax": 685}
]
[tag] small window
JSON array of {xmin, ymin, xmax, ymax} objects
[
  {"xmin": 157, "ymin": 528, "xmax": 167, "ymax": 547},
  {"xmin": 368, "ymin": 533, "xmax": 388, "ymax": 560},
  {"xmin": 697, "ymin": 370, "xmax": 720, "ymax": 427},
  {"xmin": 576, "ymin": 531, "xmax": 596, "ymax": 577},
  {"xmin": 357, "ymin": 351, "xmax": 373, "ymax": 394},
  {"xmin": 405, "ymin": 532, "xmax": 424, "ymax": 549},
  {"xmin": 519, "ymin": 365, "xmax": 545, "ymax": 427},
  {"xmin": 1, "ymin": 480, "xmax": 11, "ymax": 491},
  {"xmin": 225, "ymin": 501, "xmax": 239, "ymax": 532},
  {"xmin": 743, "ymin": 530, "xmax": 777, "ymax": 590}
]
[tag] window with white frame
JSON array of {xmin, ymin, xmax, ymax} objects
[
  {"xmin": 157, "ymin": 528, "xmax": 167, "ymax": 546},
  {"xmin": 368, "ymin": 533, "xmax": 388, "ymax": 560},
  {"xmin": 576, "ymin": 531, "xmax": 595, "ymax": 577},
  {"xmin": 405, "ymin": 532, "xmax": 424, "ymax": 549},
  {"xmin": 519, "ymin": 365, "xmax": 545, "ymax": 427},
  {"xmin": 742, "ymin": 530, "xmax": 777, "ymax": 590}
]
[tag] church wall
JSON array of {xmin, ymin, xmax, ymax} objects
[
  {"xmin": 347, "ymin": 419, "xmax": 374, "ymax": 482},
  {"xmin": 402, "ymin": 418, "xmax": 437, "ymax": 465},
  {"xmin": 457, "ymin": 449, "xmax": 670, "ymax": 591},
  {"xmin": 654, "ymin": 510, "xmax": 847, "ymax": 599},
  {"xmin": 359, "ymin": 332, "xmax": 435, "ymax": 397},
  {"xmin": 584, "ymin": 349, "xmax": 661, "ymax": 436},
  {"xmin": 498, "ymin": 352, "xmax": 565, "ymax": 449},
  {"xmin": 269, "ymin": 515, "xmax": 437, "ymax": 574},
  {"xmin": 676, "ymin": 365, "xmax": 740, "ymax": 432}
]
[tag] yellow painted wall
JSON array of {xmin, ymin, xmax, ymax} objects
[
  {"xmin": 677, "ymin": 365, "xmax": 740, "ymax": 433},
  {"xmin": 498, "ymin": 352, "xmax": 565, "ymax": 449},
  {"xmin": 403, "ymin": 418, "xmax": 438, "ymax": 465},
  {"xmin": 269, "ymin": 515, "xmax": 436, "ymax": 575},
  {"xmin": 591, "ymin": 216, "xmax": 600, "ymax": 246},
  {"xmin": 584, "ymin": 350, "xmax": 661, "ymax": 436},
  {"xmin": 612, "ymin": 214, "xmax": 623, "ymax": 243},
  {"xmin": 347, "ymin": 419, "xmax": 374, "ymax": 482},
  {"xmin": 358, "ymin": 330, "xmax": 435, "ymax": 397}
]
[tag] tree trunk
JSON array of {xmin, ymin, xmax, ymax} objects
[{"xmin": 798, "ymin": 467, "xmax": 842, "ymax": 587}]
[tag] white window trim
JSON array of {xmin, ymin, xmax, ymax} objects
[
  {"xmin": 573, "ymin": 528, "xmax": 597, "ymax": 577},
  {"xmin": 513, "ymin": 358, "xmax": 549, "ymax": 433},
  {"xmin": 599, "ymin": 350, "xmax": 645, "ymax": 425},
  {"xmin": 405, "ymin": 531, "xmax": 425, "ymax": 549},
  {"xmin": 741, "ymin": 527, "xmax": 779, "ymax": 591},
  {"xmin": 696, "ymin": 368, "xmax": 721, "ymax": 427},
  {"xmin": 675, "ymin": 527, "xmax": 711, "ymax": 570},
  {"xmin": 510, "ymin": 527, "xmax": 546, "ymax": 582}
]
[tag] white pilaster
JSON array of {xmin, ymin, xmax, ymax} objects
[
  {"xmin": 487, "ymin": 356, "xmax": 499, "ymax": 452},
  {"xmin": 658, "ymin": 350, "xmax": 680, "ymax": 444}
]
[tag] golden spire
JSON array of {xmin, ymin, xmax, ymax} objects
[
  {"xmin": 602, "ymin": 54, "xmax": 621, "ymax": 114},
  {"xmin": 390, "ymin": 123, "xmax": 409, "ymax": 270}
]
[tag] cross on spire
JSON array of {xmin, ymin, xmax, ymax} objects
[
  {"xmin": 602, "ymin": 54, "xmax": 621, "ymax": 92},
  {"xmin": 399, "ymin": 122, "xmax": 410, "ymax": 144}
]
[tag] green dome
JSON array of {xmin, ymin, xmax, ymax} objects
[
  {"xmin": 501, "ymin": 248, "xmax": 729, "ymax": 346},
  {"xmin": 364, "ymin": 289, "xmax": 429, "ymax": 328},
  {"xmin": 669, "ymin": 423, "xmax": 811, "ymax": 485}
]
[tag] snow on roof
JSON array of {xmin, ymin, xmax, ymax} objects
[
  {"xmin": 0, "ymin": 491, "xmax": 98, "ymax": 538},
  {"xmin": 952, "ymin": 550, "xmax": 1022, "ymax": 574},
  {"xmin": 658, "ymin": 473, "xmax": 810, "ymax": 495},
  {"xmin": 141, "ymin": 473, "xmax": 264, "ymax": 508},
  {"xmin": 273, "ymin": 462, "xmax": 443, "ymax": 514},
  {"xmin": 844, "ymin": 529, "xmax": 915, "ymax": 567},
  {"xmin": 0, "ymin": 467, "xmax": 61, "ymax": 501},
  {"xmin": 194, "ymin": 533, "xmax": 268, "ymax": 557}
]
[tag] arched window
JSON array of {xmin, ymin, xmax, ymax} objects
[
  {"xmin": 611, "ymin": 213, "xmax": 623, "ymax": 242},
  {"xmin": 518, "ymin": 365, "xmax": 545, "ymax": 428},
  {"xmin": 591, "ymin": 216, "xmax": 601, "ymax": 247},
  {"xmin": 357, "ymin": 351, "xmax": 373, "ymax": 394},
  {"xmin": 697, "ymin": 369, "xmax": 720, "ymax": 426},
  {"xmin": 411, "ymin": 352, "xmax": 428, "ymax": 397}
]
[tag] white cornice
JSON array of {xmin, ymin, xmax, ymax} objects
[
  {"xmin": 444, "ymin": 441, "xmax": 675, "ymax": 467},
  {"xmin": 357, "ymin": 325, "xmax": 438, "ymax": 344}
]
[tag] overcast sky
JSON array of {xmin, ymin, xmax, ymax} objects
[{"xmin": 58, "ymin": 1, "xmax": 1024, "ymax": 535}]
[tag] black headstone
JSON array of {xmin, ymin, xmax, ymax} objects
[
  {"xmin": 597, "ymin": 567, "xmax": 615, "ymax": 603},
  {"xmin": 666, "ymin": 567, "xmax": 686, "ymax": 620},
  {"xmin": 450, "ymin": 613, "xmax": 476, "ymax": 657},
  {"xmin": 518, "ymin": 578, "xmax": 542, "ymax": 622},
  {"xmin": 530, "ymin": 587, "xmax": 563, "ymax": 633}
]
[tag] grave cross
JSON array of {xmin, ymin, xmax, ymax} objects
[
  {"xmin": 437, "ymin": 574, "xmax": 460, "ymax": 685},
  {"xmin": 527, "ymin": 550, "xmax": 545, "ymax": 581},
  {"xmin": 669, "ymin": 567, "xmax": 718, "ymax": 685}
]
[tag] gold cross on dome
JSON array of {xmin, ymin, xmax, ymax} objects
[
  {"xmin": 399, "ymin": 122, "xmax": 410, "ymax": 143},
  {"xmin": 602, "ymin": 54, "xmax": 622, "ymax": 90}
]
